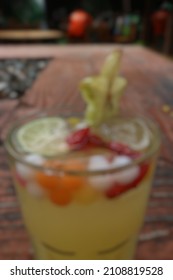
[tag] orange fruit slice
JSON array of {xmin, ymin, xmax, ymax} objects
[
  {"xmin": 49, "ymin": 186, "xmax": 73, "ymax": 206},
  {"xmin": 60, "ymin": 160, "xmax": 85, "ymax": 192},
  {"xmin": 59, "ymin": 175, "xmax": 82, "ymax": 192},
  {"xmin": 35, "ymin": 159, "xmax": 86, "ymax": 206},
  {"xmin": 35, "ymin": 172, "xmax": 60, "ymax": 190},
  {"xmin": 35, "ymin": 160, "xmax": 62, "ymax": 190}
]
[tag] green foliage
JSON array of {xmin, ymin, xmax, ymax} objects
[
  {"xmin": 11, "ymin": 0, "xmax": 45, "ymax": 24},
  {"xmin": 82, "ymin": 0, "xmax": 111, "ymax": 16}
]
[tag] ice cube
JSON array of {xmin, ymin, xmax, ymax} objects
[
  {"xmin": 111, "ymin": 156, "xmax": 139, "ymax": 184},
  {"xmin": 25, "ymin": 154, "xmax": 45, "ymax": 166},
  {"xmin": 87, "ymin": 155, "xmax": 139, "ymax": 189},
  {"xmin": 16, "ymin": 154, "xmax": 44, "ymax": 180},
  {"xmin": 16, "ymin": 163, "xmax": 33, "ymax": 180},
  {"xmin": 87, "ymin": 155, "xmax": 115, "ymax": 190},
  {"xmin": 112, "ymin": 155, "xmax": 132, "ymax": 167},
  {"xmin": 87, "ymin": 155, "xmax": 111, "ymax": 171}
]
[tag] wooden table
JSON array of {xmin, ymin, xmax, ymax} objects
[{"xmin": 0, "ymin": 45, "xmax": 173, "ymax": 260}]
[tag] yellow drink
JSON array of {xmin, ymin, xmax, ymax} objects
[
  {"xmin": 6, "ymin": 115, "xmax": 160, "ymax": 260},
  {"xmin": 16, "ymin": 171, "xmax": 153, "ymax": 260}
]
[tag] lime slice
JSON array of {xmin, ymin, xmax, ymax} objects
[
  {"xmin": 108, "ymin": 118, "xmax": 151, "ymax": 151},
  {"xmin": 17, "ymin": 117, "xmax": 69, "ymax": 156}
]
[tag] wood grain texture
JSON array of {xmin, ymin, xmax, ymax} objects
[{"xmin": 0, "ymin": 45, "xmax": 173, "ymax": 259}]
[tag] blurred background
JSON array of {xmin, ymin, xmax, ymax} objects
[{"xmin": 0, "ymin": 0, "xmax": 173, "ymax": 55}]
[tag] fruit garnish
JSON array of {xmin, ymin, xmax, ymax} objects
[
  {"xmin": 106, "ymin": 163, "xmax": 149, "ymax": 198},
  {"xmin": 35, "ymin": 169, "xmax": 79, "ymax": 206},
  {"xmin": 66, "ymin": 125, "xmax": 141, "ymax": 161},
  {"xmin": 88, "ymin": 134, "xmax": 105, "ymax": 147},
  {"xmin": 66, "ymin": 128, "xmax": 90, "ymax": 150},
  {"xmin": 108, "ymin": 118, "xmax": 152, "ymax": 152},
  {"xmin": 59, "ymin": 175, "xmax": 82, "ymax": 192},
  {"xmin": 105, "ymin": 182, "xmax": 129, "ymax": 198},
  {"xmin": 16, "ymin": 117, "xmax": 69, "ymax": 156},
  {"xmin": 35, "ymin": 169, "xmax": 76, "ymax": 206},
  {"xmin": 134, "ymin": 163, "xmax": 149, "ymax": 186},
  {"xmin": 101, "ymin": 50, "xmax": 122, "ymax": 83},
  {"xmin": 66, "ymin": 127, "xmax": 107, "ymax": 151},
  {"xmin": 108, "ymin": 142, "xmax": 141, "ymax": 158},
  {"xmin": 60, "ymin": 160, "xmax": 85, "ymax": 192},
  {"xmin": 49, "ymin": 186, "xmax": 73, "ymax": 206},
  {"xmin": 80, "ymin": 76, "xmax": 109, "ymax": 125},
  {"xmin": 80, "ymin": 50, "xmax": 127, "ymax": 125},
  {"xmin": 35, "ymin": 172, "xmax": 60, "ymax": 190},
  {"xmin": 35, "ymin": 159, "xmax": 85, "ymax": 205}
]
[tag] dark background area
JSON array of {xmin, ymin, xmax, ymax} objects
[{"xmin": 0, "ymin": 1, "xmax": 173, "ymax": 55}]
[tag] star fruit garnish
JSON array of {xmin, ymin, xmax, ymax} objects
[{"xmin": 80, "ymin": 50, "xmax": 127, "ymax": 125}]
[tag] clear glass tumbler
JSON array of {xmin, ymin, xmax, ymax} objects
[{"xmin": 5, "ymin": 112, "xmax": 160, "ymax": 260}]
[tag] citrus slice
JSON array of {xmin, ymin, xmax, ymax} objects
[
  {"xmin": 108, "ymin": 118, "xmax": 151, "ymax": 151},
  {"xmin": 17, "ymin": 117, "xmax": 69, "ymax": 156}
]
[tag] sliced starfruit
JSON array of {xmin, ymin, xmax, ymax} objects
[
  {"xmin": 110, "ymin": 77, "xmax": 127, "ymax": 113},
  {"xmin": 101, "ymin": 50, "xmax": 122, "ymax": 89},
  {"xmin": 80, "ymin": 76, "xmax": 109, "ymax": 125},
  {"xmin": 80, "ymin": 50, "xmax": 127, "ymax": 125}
]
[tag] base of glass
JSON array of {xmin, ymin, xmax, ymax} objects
[{"xmin": 32, "ymin": 235, "xmax": 138, "ymax": 260}]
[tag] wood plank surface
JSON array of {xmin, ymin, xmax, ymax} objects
[{"xmin": 0, "ymin": 45, "xmax": 173, "ymax": 259}]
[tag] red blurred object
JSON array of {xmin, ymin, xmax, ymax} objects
[
  {"xmin": 66, "ymin": 128, "xmax": 90, "ymax": 150},
  {"xmin": 106, "ymin": 163, "xmax": 149, "ymax": 199},
  {"xmin": 151, "ymin": 9, "xmax": 170, "ymax": 36},
  {"xmin": 68, "ymin": 10, "xmax": 93, "ymax": 38}
]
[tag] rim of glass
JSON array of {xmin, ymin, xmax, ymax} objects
[{"xmin": 5, "ymin": 109, "xmax": 161, "ymax": 176}]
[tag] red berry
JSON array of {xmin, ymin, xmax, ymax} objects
[
  {"xmin": 106, "ymin": 163, "xmax": 149, "ymax": 199},
  {"xmin": 133, "ymin": 163, "xmax": 149, "ymax": 186},
  {"xmin": 66, "ymin": 128, "xmax": 90, "ymax": 150},
  {"xmin": 82, "ymin": 134, "xmax": 106, "ymax": 150},
  {"xmin": 89, "ymin": 134, "xmax": 105, "ymax": 146},
  {"xmin": 66, "ymin": 129, "xmax": 106, "ymax": 151},
  {"xmin": 106, "ymin": 183, "xmax": 129, "ymax": 198},
  {"xmin": 108, "ymin": 142, "xmax": 141, "ymax": 158}
]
